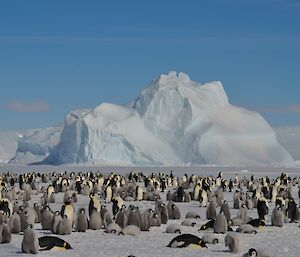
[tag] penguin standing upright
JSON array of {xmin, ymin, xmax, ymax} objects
[
  {"xmin": 257, "ymin": 197, "xmax": 269, "ymax": 220},
  {"xmin": 51, "ymin": 211, "xmax": 62, "ymax": 234},
  {"xmin": 128, "ymin": 206, "xmax": 140, "ymax": 228},
  {"xmin": 22, "ymin": 225, "xmax": 39, "ymax": 254},
  {"xmin": 225, "ymin": 232, "xmax": 244, "ymax": 253},
  {"xmin": 213, "ymin": 213, "xmax": 227, "ymax": 234},
  {"xmin": 59, "ymin": 215, "xmax": 72, "ymax": 235},
  {"xmin": 287, "ymin": 198, "xmax": 298, "ymax": 222},
  {"xmin": 8, "ymin": 211, "xmax": 21, "ymax": 233},
  {"xmin": 271, "ymin": 206, "xmax": 284, "ymax": 227},
  {"xmin": 116, "ymin": 205, "xmax": 128, "ymax": 228},
  {"xmin": 1, "ymin": 222, "xmax": 11, "ymax": 243},
  {"xmin": 41, "ymin": 205, "xmax": 54, "ymax": 230},
  {"xmin": 160, "ymin": 203, "xmax": 169, "ymax": 224},
  {"xmin": 76, "ymin": 208, "xmax": 88, "ymax": 232},
  {"xmin": 220, "ymin": 200, "xmax": 231, "ymax": 223},
  {"xmin": 206, "ymin": 200, "xmax": 217, "ymax": 220},
  {"xmin": 89, "ymin": 208, "xmax": 102, "ymax": 230}
]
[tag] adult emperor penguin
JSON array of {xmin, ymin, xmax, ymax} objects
[
  {"xmin": 167, "ymin": 234, "xmax": 207, "ymax": 249},
  {"xmin": 88, "ymin": 193, "xmax": 101, "ymax": 217},
  {"xmin": 105, "ymin": 185, "xmax": 112, "ymax": 203},
  {"xmin": 76, "ymin": 208, "xmax": 88, "ymax": 232},
  {"xmin": 257, "ymin": 197, "xmax": 269, "ymax": 220},
  {"xmin": 135, "ymin": 185, "xmax": 143, "ymax": 201},
  {"xmin": 271, "ymin": 205, "xmax": 284, "ymax": 227},
  {"xmin": 39, "ymin": 236, "xmax": 72, "ymax": 251},
  {"xmin": 22, "ymin": 224, "xmax": 39, "ymax": 254},
  {"xmin": 61, "ymin": 200, "xmax": 74, "ymax": 226},
  {"xmin": 213, "ymin": 213, "xmax": 227, "ymax": 234}
]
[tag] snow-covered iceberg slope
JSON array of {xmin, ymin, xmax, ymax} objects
[
  {"xmin": 41, "ymin": 71, "xmax": 293, "ymax": 166},
  {"xmin": 0, "ymin": 131, "xmax": 22, "ymax": 163}
]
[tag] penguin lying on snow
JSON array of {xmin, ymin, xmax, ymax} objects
[
  {"xmin": 39, "ymin": 236, "xmax": 72, "ymax": 251},
  {"xmin": 167, "ymin": 234, "xmax": 207, "ymax": 249},
  {"xmin": 243, "ymin": 248, "xmax": 275, "ymax": 257}
]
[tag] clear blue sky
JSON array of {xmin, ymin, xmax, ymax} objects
[{"xmin": 0, "ymin": 0, "xmax": 300, "ymax": 130}]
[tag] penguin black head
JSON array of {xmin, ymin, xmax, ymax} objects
[
  {"xmin": 64, "ymin": 242, "xmax": 72, "ymax": 249},
  {"xmin": 248, "ymin": 248, "xmax": 258, "ymax": 257},
  {"xmin": 199, "ymin": 224, "xmax": 206, "ymax": 230},
  {"xmin": 199, "ymin": 239, "xmax": 208, "ymax": 248},
  {"xmin": 79, "ymin": 208, "xmax": 85, "ymax": 214}
]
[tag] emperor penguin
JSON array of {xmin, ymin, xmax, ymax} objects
[
  {"xmin": 150, "ymin": 212, "xmax": 161, "ymax": 227},
  {"xmin": 185, "ymin": 211, "xmax": 200, "ymax": 219},
  {"xmin": 171, "ymin": 203, "xmax": 181, "ymax": 219},
  {"xmin": 128, "ymin": 206, "xmax": 140, "ymax": 228},
  {"xmin": 160, "ymin": 203, "xmax": 169, "ymax": 224},
  {"xmin": 41, "ymin": 205, "xmax": 54, "ymax": 230},
  {"xmin": 105, "ymin": 185, "xmax": 112, "ymax": 203},
  {"xmin": 105, "ymin": 222, "xmax": 122, "ymax": 234},
  {"xmin": 33, "ymin": 203, "xmax": 41, "ymax": 223},
  {"xmin": 89, "ymin": 208, "xmax": 102, "ymax": 230},
  {"xmin": 135, "ymin": 185, "xmax": 143, "ymax": 201},
  {"xmin": 59, "ymin": 215, "xmax": 72, "ymax": 235},
  {"xmin": 89, "ymin": 193, "xmax": 101, "ymax": 217},
  {"xmin": 243, "ymin": 248, "xmax": 275, "ymax": 257},
  {"xmin": 61, "ymin": 200, "xmax": 74, "ymax": 226},
  {"xmin": 140, "ymin": 208, "xmax": 152, "ymax": 231},
  {"xmin": 200, "ymin": 190, "xmax": 208, "ymax": 207},
  {"xmin": 1, "ymin": 221, "xmax": 11, "ymax": 243},
  {"xmin": 8, "ymin": 211, "xmax": 21, "ymax": 233},
  {"xmin": 201, "ymin": 233, "xmax": 218, "ymax": 244},
  {"xmin": 51, "ymin": 211, "xmax": 62, "ymax": 234},
  {"xmin": 213, "ymin": 213, "xmax": 227, "ymax": 234},
  {"xmin": 225, "ymin": 232, "xmax": 244, "ymax": 253},
  {"xmin": 22, "ymin": 224, "xmax": 39, "ymax": 254},
  {"xmin": 0, "ymin": 198, "xmax": 13, "ymax": 219},
  {"xmin": 112, "ymin": 196, "xmax": 124, "ymax": 218},
  {"xmin": 237, "ymin": 204, "xmax": 249, "ymax": 223},
  {"xmin": 206, "ymin": 200, "xmax": 217, "ymax": 220},
  {"xmin": 257, "ymin": 197, "xmax": 269, "ymax": 220},
  {"xmin": 116, "ymin": 205, "xmax": 128, "ymax": 228},
  {"xmin": 271, "ymin": 205, "xmax": 284, "ymax": 227},
  {"xmin": 166, "ymin": 223, "xmax": 181, "ymax": 234},
  {"xmin": 119, "ymin": 224, "xmax": 141, "ymax": 236},
  {"xmin": 167, "ymin": 234, "xmax": 207, "ymax": 249},
  {"xmin": 76, "ymin": 208, "xmax": 88, "ymax": 232},
  {"xmin": 220, "ymin": 200, "xmax": 231, "ymax": 223},
  {"xmin": 236, "ymin": 224, "xmax": 257, "ymax": 234},
  {"xmin": 39, "ymin": 236, "xmax": 72, "ymax": 251}
]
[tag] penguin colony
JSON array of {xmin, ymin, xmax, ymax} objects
[{"xmin": 0, "ymin": 170, "xmax": 299, "ymax": 256}]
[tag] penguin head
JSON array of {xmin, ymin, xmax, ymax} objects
[
  {"xmin": 79, "ymin": 208, "xmax": 85, "ymax": 214},
  {"xmin": 64, "ymin": 241, "xmax": 72, "ymax": 249},
  {"xmin": 199, "ymin": 224, "xmax": 206, "ymax": 230},
  {"xmin": 199, "ymin": 240, "xmax": 208, "ymax": 248},
  {"xmin": 248, "ymin": 248, "xmax": 258, "ymax": 257}
]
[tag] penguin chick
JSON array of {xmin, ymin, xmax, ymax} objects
[
  {"xmin": 8, "ymin": 212, "xmax": 21, "ymax": 233},
  {"xmin": 119, "ymin": 225, "xmax": 141, "ymax": 236},
  {"xmin": 225, "ymin": 232, "xmax": 244, "ymax": 253},
  {"xmin": 105, "ymin": 222, "xmax": 122, "ymax": 234},
  {"xmin": 89, "ymin": 208, "xmax": 102, "ymax": 230},
  {"xmin": 167, "ymin": 234, "xmax": 207, "ymax": 249},
  {"xmin": 201, "ymin": 233, "xmax": 219, "ymax": 244},
  {"xmin": 76, "ymin": 208, "xmax": 88, "ymax": 232},
  {"xmin": 213, "ymin": 213, "xmax": 227, "ymax": 234},
  {"xmin": 22, "ymin": 225, "xmax": 39, "ymax": 254},
  {"xmin": 166, "ymin": 223, "xmax": 181, "ymax": 234},
  {"xmin": 243, "ymin": 248, "xmax": 275, "ymax": 257},
  {"xmin": 185, "ymin": 211, "xmax": 200, "ymax": 219},
  {"xmin": 181, "ymin": 219, "xmax": 197, "ymax": 227},
  {"xmin": 51, "ymin": 211, "xmax": 62, "ymax": 234},
  {"xmin": 236, "ymin": 224, "xmax": 257, "ymax": 234}
]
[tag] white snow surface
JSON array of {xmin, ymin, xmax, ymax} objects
[{"xmin": 40, "ymin": 71, "xmax": 293, "ymax": 166}]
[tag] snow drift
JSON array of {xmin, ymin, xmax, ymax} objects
[{"xmin": 39, "ymin": 71, "xmax": 293, "ymax": 166}]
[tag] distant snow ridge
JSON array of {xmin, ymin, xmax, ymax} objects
[
  {"xmin": 10, "ymin": 125, "xmax": 63, "ymax": 164},
  {"xmin": 41, "ymin": 71, "xmax": 293, "ymax": 166}
]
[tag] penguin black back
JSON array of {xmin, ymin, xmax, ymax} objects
[{"xmin": 39, "ymin": 236, "xmax": 72, "ymax": 250}]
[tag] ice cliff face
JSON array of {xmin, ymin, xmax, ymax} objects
[
  {"xmin": 9, "ymin": 125, "xmax": 63, "ymax": 164},
  {"xmin": 39, "ymin": 71, "xmax": 293, "ymax": 166}
]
